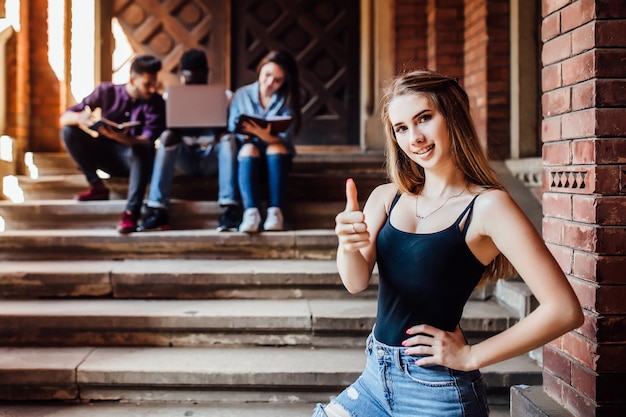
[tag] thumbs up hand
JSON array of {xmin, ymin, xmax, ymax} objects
[
  {"xmin": 335, "ymin": 178, "xmax": 370, "ymax": 251},
  {"xmin": 345, "ymin": 177, "xmax": 360, "ymax": 212}
]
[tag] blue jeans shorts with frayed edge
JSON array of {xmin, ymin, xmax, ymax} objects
[{"xmin": 311, "ymin": 331, "xmax": 489, "ymax": 417}]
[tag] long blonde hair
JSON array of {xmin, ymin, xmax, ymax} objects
[{"xmin": 381, "ymin": 70, "xmax": 515, "ymax": 284}]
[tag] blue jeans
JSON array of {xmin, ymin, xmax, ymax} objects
[
  {"xmin": 312, "ymin": 332, "xmax": 490, "ymax": 417},
  {"xmin": 237, "ymin": 140, "xmax": 292, "ymax": 210},
  {"xmin": 146, "ymin": 132, "xmax": 239, "ymax": 209},
  {"xmin": 61, "ymin": 125, "xmax": 154, "ymax": 215}
]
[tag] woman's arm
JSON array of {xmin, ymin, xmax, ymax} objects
[
  {"xmin": 335, "ymin": 180, "xmax": 395, "ymax": 293},
  {"xmin": 404, "ymin": 190, "xmax": 584, "ymax": 371},
  {"xmin": 467, "ymin": 190, "xmax": 583, "ymax": 368}
]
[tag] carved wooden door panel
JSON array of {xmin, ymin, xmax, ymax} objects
[
  {"xmin": 232, "ymin": 0, "xmax": 360, "ymax": 146},
  {"xmin": 112, "ymin": 0, "xmax": 227, "ymax": 86}
]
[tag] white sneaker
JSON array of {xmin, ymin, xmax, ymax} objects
[
  {"xmin": 263, "ymin": 207, "xmax": 284, "ymax": 231},
  {"xmin": 239, "ymin": 208, "xmax": 261, "ymax": 233}
]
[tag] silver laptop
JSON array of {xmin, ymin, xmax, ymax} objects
[{"xmin": 165, "ymin": 84, "xmax": 228, "ymax": 128}]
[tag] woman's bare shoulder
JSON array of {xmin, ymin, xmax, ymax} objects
[
  {"xmin": 366, "ymin": 183, "xmax": 400, "ymax": 214},
  {"xmin": 472, "ymin": 187, "xmax": 529, "ymax": 229},
  {"xmin": 371, "ymin": 182, "xmax": 398, "ymax": 197},
  {"xmin": 472, "ymin": 187, "xmax": 517, "ymax": 208}
]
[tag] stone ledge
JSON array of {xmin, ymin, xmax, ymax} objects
[{"xmin": 511, "ymin": 385, "xmax": 575, "ymax": 417}]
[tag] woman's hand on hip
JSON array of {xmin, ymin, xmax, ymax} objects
[{"xmin": 403, "ymin": 324, "xmax": 477, "ymax": 371}]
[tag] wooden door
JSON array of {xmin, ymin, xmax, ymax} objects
[
  {"xmin": 231, "ymin": 0, "xmax": 360, "ymax": 146},
  {"xmin": 112, "ymin": 0, "xmax": 227, "ymax": 86}
]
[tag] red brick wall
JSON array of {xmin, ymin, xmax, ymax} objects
[
  {"xmin": 12, "ymin": 0, "xmax": 30, "ymax": 174},
  {"xmin": 8, "ymin": 0, "xmax": 62, "ymax": 174},
  {"xmin": 464, "ymin": 0, "xmax": 510, "ymax": 159},
  {"xmin": 28, "ymin": 0, "xmax": 62, "ymax": 152},
  {"xmin": 427, "ymin": 0, "xmax": 464, "ymax": 80},
  {"xmin": 394, "ymin": 0, "xmax": 428, "ymax": 72},
  {"xmin": 540, "ymin": 0, "xmax": 626, "ymax": 416},
  {"xmin": 5, "ymin": 27, "xmax": 18, "ymax": 139}
]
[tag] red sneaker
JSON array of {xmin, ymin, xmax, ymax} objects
[
  {"xmin": 117, "ymin": 210, "xmax": 138, "ymax": 234},
  {"xmin": 76, "ymin": 184, "xmax": 109, "ymax": 201}
]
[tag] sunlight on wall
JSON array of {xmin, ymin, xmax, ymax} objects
[
  {"xmin": 0, "ymin": 135, "xmax": 13, "ymax": 162},
  {"xmin": 47, "ymin": 0, "xmax": 65, "ymax": 81},
  {"xmin": 3, "ymin": 175, "xmax": 24, "ymax": 203},
  {"xmin": 112, "ymin": 17, "xmax": 134, "ymax": 84},
  {"xmin": 70, "ymin": 0, "xmax": 95, "ymax": 101},
  {"xmin": 24, "ymin": 152, "xmax": 38, "ymax": 179},
  {"xmin": 2, "ymin": 0, "xmax": 19, "ymax": 31}
]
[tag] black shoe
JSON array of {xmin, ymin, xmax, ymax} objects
[
  {"xmin": 138, "ymin": 208, "xmax": 170, "ymax": 231},
  {"xmin": 216, "ymin": 205, "xmax": 242, "ymax": 232}
]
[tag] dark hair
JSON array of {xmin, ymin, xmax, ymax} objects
[
  {"xmin": 381, "ymin": 70, "xmax": 515, "ymax": 284},
  {"xmin": 130, "ymin": 54, "xmax": 162, "ymax": 76},
  {"xmin": 179, "ymin": 49, "xmax": 209, "ymax": 84},
  {"xmin": 256, "ymin": 49, "xmax": 302, "ymax": 134},
  {"xmin": 180, "ymin": 48, "xmax": 208, "ymax": 71}
]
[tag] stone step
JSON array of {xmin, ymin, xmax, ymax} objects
[
  {"xmin": 15, "ymin": 151, "xmax": 387, "ymax": 202},
  {"xmin": 0, "ymin": 402, "xmax": 514, "ymax": 416},
  {"xmin": 0, "ymin": 259, "xmax": 375, "ymax": 299},
  {"xmin": 16, "ymin": 169, "xmax": 387, "ymax": 202},
  {"xmin": 0, "ymin": 298, "xmax": 515, "ymax": 348},
  {"xmin": 27, "ymin": 150, "xmax": 387, "ymax": 176},
  {"xmin": 0, "ymin": 199, "xmax": 342, "ymax": 230},
  {"xmin": 0, "ymin": 257, "xmax": 496, "ymax": 302},
  {"xmin": 27, "ymin": 152, "xmax": 83, "ymax": 176},
  {"xmin": 0, "ymin": 403, "xmax": 326, "ymax": 417},
  {"xmin": 0, "ymin": 229, "xmax": 338, "ymax": 261},
  {"xmin": 0, "ymin": 346, "xmax": 542, "ymax": 402}
]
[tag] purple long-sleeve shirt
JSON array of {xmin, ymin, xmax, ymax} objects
[{"xmin": 67, "ymin": 82, "xmax": 165, "ymax": 142}]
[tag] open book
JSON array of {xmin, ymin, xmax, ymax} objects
[
  {"xmin": 89, "ymin": 118, "xmax": 141, "ymax": 132},
  {"xmin": 80, "ymin": 107, "xmax": 142, "ymax": 138},
  {"xmin": 235, "ymin": 114, "xmax": 292, "ymax": 135}
]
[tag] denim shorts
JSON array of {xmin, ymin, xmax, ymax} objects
[{"xmin": 312, "ymin": 332, "xmax": 490, "ymax": 417}]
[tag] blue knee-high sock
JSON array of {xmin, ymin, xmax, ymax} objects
[
  {"xmin": 238, "ymin": 156, "xmax": 260, "ymax": 209},
  {"xmin": 266, "ymin": 153, "xmax": 291, "ymax": 208}
]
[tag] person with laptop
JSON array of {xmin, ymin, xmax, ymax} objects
[
  {"xmin": 139, "ymin": 48, "xmax": 242, "ymax": 232},
  {"xmin": 228, "ymin": 49, "xmax": 302, "ymax": 232},
  {"xmin": 59, "ymin": 54, "xmax": 165, "ymax": 234}
]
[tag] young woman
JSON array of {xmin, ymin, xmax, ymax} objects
[
  {"xmin": 227, "ymin": 49, "xmax": 302, "ymax": 232},
  {"xmin": 312, "ymin": 70, "xmax": 583, "ymax": 417}
]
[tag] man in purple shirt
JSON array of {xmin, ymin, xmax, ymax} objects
[{"xmin": 59, "ymin": 55, "xmax": 166, "ymax": 233}]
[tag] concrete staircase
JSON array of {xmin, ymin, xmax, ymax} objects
[{"xmin": 0, "ymin": 152, "xmax": 541, "ymax": 416}]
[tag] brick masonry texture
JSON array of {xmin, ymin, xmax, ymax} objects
[{"xmin": 540, "ymin": 0, "xmax": 626, "ymax": 415}]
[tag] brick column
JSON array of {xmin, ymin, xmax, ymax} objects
[
  {"xmin": 394, "ymin": 0, "xmax": 428, "ymax": 71},
  {"xmin": 29, "ymin": 0, "xmax": 62, "ymax": 152},
  {"xmin": 426, "ymin": 0, "xmax": 464, "ymax": 79},
  {"xmin": 464, "ymin": 0, "xmax": 510, "ymax": 159},
  {"xmin": 538, "ymin": 1, "xmax": 626, "ymax": 416},
  {"xmin": 14, "ymin": 0, "xmax": 30, "ymax": 175}
]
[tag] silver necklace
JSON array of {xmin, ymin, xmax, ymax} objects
[{"xmin": 415, "ymin": 188, "xmax": 466, "ymax": 221}]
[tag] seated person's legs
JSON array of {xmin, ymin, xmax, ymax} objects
[
  {"xmin": 237, "ymin": 142, "xmax": 261, "ymax": 233},
  {"xmin": 141, "ymin": 129, "xmax": 186, "ymax": 231},
  {"xmin": 264, "ymin": 142, "xmax": 292, "ymax": 231},
  {"xmin": 120, "ymin": 141, "xmax": 155, "ymax": 233},
  {"xmin": 215, "ymin": 133, "xmax": 242, "ymax": 232},
  {"xmin": 61, "ymin": 125, "xmax": 129, "ymax": 201}
]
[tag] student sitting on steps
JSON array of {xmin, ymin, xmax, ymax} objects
[
  {"xmin": 227, "ymin": 49, "xmax": 302, "ymax": 233},
  {"xmin": 139, "ymin": 49, "xmax": 242, "ymax": 232},
  {"xmin": 59, "ymin": 54, "xmax": 166, "ymax": 234}
]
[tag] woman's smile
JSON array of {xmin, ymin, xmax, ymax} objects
[{"xmin": 414, "ymin": 143, "xmax": 434, "ymax": 156}]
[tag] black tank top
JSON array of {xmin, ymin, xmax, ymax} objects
[{"xmin": 374, "ymin": 193, "xmax": 486, "ymax": 346}]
